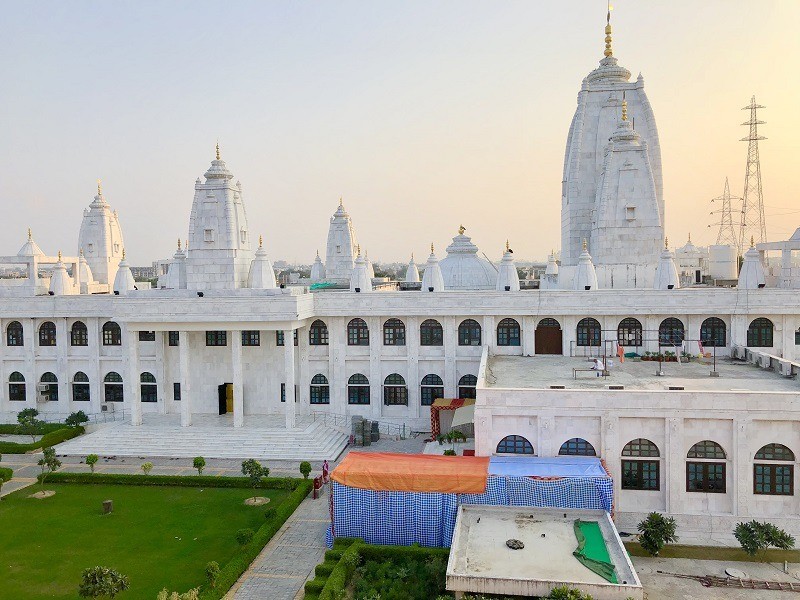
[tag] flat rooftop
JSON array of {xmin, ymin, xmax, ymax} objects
[
  {"xmin": 486, "ymin": 355, "xmax": 800, "ymax": 392},
  {"xmin": 447, "ymin": 505, "xmax": 642, "ymax": 600}
]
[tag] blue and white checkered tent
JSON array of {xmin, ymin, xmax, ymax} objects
[{"xmin": 328, "ymin": 453, "xmax": 614, "ymax": 548}]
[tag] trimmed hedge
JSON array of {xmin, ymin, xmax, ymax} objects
[
  {"xmin": 198, "ymin": 478, "xmax": 313, "ymax": 599},
  {"xmin": 0, "ymin": 422, "xmax": 64, "ymax": 435},
  {"xmin": 0, "ymin": 426, "xmax": 84, "ymax": 454},
  {"xmin": 0, "ymin": 467, "xmax": 13, "ymax": 482},
  {"xmin": 38, "ymin": 471, "xmax": 303, "ymax": 490}
]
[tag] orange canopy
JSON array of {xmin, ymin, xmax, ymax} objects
[{"xmin": 331, "ymin": 451, "xmax": 489, "ymax": 494}]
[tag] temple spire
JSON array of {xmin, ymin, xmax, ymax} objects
[
  {"xmin": 604, "ymin": 2, "xmax": 613, "ymax": 57},
  {"xmin": 215, "ymin": 141, "xmax": 221, "ymax": 160}
]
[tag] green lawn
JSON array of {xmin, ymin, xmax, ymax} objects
[{"xmin": 0, "ymin": 483, "xmax": 289, "ymax": 599}]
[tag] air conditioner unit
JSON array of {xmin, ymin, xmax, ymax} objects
[{"xmin": 36, "ymin": 383, "xmax": 51, "ymax": 392}]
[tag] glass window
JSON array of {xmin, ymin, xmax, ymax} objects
[
  {"xmin": 755, "ymin": 443, "xmax": 795, "ymax": 461},
  {"xmin": 309, "ymin": 320, "xmax": 329, "ymax": 346},
  {"xmin": 72, "ymin": 372, "xmax": 90, "ymax": 402},
  {"xmin": 102, "ymin": 321, "xmax": 122, "ymax": 346},
  {"xmin": 280, "ymin": 383, "xmax": 297, "ymax": 403},
  {"xmin": 617, "ymin": 318, "xmax": 642, "ymax": 347},
  {"xmin": 686, "ymin": 462, "xmax": 726, "ymax": 493},
  {"xmin": 140, "ymin": 372, "xmax": 157, "ymax": 403},
  {"xmin": 6, "ymin": 321, "xmax": 24, "ymax": 346},
  {"xmin": 622, "ymin": 438, "xmax": 660, "ymax": 457},
  {"xmin": 754, "ymin": 464, "xmax": 794, "ymax": 495},
  {"xmin": 622, "ymin": 460, "xmax": 659, "ymax": 490},
  {"xmin": 659, "ymin": 318, "xmax": 685, "ymax": 345},
  {"xmin": 700, "ymin": 317, "xmax": 726, "ymax": 347},
  {"xmin": 138, "ymin": 331, "xmax": 156, "ymax": 342},
  {"xmin": 496, "ymin": 435, "xmax": 534, "ymax": 454},
  {"xmin": 40, "ymin": 372, "xmax": 58, "ymax": 402},
  {"xmin": 205, "ymin": 331, "xmax": 227, "ymax": 346},
  {"xmin": 576, "ymin": 318, "xmax": 601, "ymax": 347},
  {"xmin": 420, "ymin": 319, "xmax": 443, "ymax": 346},
  {"xmin": 420, "ymin": 374, "xmax": 444, "ymax": 406},
  {"xmin": 276, "ymin": 330, "xmax": 298, "ymax": 346},
  {"xmin": 348, "ymin": 374, "xmax": 370, "ymax": 405},
  {"xmin": 104, "ymin": 371, "xmax": 123, "ymax": 402},
  {"xmin": 9, "ymin": 371, "xmax": 26, "ymax": 401},
  {"xmin": 747, "ymin": 318, "xmax": 774, "ymax": 347},
  {"xmin": 687, "ymin": 440, "xmax": 726, "ymax": 459},
  {"xmin": 241, "ymin": 330, "xmax": 260, "ymax": 346},
  {"xmin": 497, "ymin": 318, "xmax": 521, "ymax": 347},
  {"xmin": 458, "ymin": 374, "xmax": 477, "ymax": 400},
  {"xmin": 168, "ymin": 331, "xmax": 180, "ymax": 346},
  {"xmin": 310, "ymin": 373, "xmax": 330, "ymax": 404},
  {"xmin": 173, "ymin": 382, "xmax": 181, "ymax": 401},
  {"xmin": 383, "ymin": 319, "xmax": 406, "ymax": 346},
  {"xmin": 71, "ymin": 321, "xmax": 88, "ymax": 346},
  {"xmin": 458, "ymin": 319, "xmax": 482, "ymax": 346},
  {"xmin": 347, "ymin": 319, "xmax": 369, "ymax": 346},
  {"xmin": 39, "ymin": 321, "xmax": 57, "ymax": 346},
  {"xmin": 383, "ymin": 373, "xmax": 407, "ymax": 406},
  {"xmin": 559, "ymin": 438, "xmax": 597, "ymax": 456}
]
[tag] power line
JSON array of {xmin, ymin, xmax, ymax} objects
[{"xmin": 738, "ymin": 96, "xmax": 768, "ymax": 253}]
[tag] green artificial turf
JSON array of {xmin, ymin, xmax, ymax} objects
[{"xmin": 0, "ymin": 483, "xmax": 288, "ymax": 599}]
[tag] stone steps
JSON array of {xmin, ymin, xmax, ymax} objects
[{"xmin": 54, "ymin": 420, "xmax": 349, "ymax": 462}]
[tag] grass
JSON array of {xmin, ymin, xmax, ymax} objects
[
  {"xmin": 625, "ymin": 542, "xmax": 800, "ymax": 563},
  {"xmin": 0, "ymin": 483, "xmax": 289, "ymax": 599}
]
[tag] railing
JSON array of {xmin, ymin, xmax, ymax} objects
[
  {"xmin": 1, "ymin": 409, "xmax": 129, "ymax": 426},
  {"xmin": 312, "ymin": 411, "xmax": 409, "ymax": 439}
]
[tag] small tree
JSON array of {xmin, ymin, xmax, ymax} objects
[
  {"xmin": 205, "ymin": 561, "xmax": 220, "ymax": 589},
  {"xmin": 38, "ymin": 447, "xmax": 61, "ymax": 491},
  {"xmin": 241, "ymin": 459, "xmax": 268, "ymax": 499},
  {"xmin": 734, "ymin": 520, "xmax": 796, "ymax": 561},
  {"xmin": 78, "ymin": 566, "xmax": 130, "ymax": 598},
  {"xmin": 299, "ymin": 461, "xmax": 311, "ymax": 479},
  {"xmin": 86, "ymin": 454, "xmax": 99, "ymax": 473},
  {"xmin": 236, "ymin": 528, "xmax": 254, "ymax": 546},
  {"xmin": 65, "ymin": 410, "xmax": 90, "ymax": 428},
  {"xmin": 17, "ymin": 408, "xmax": 42, "ymax": 443},
  {"xmin": 140, "ymin": 462, "xmax": 153, "ymax": 476},
  {"xmin": 637, "ymin": 512, "xmax": 678, "ymax": 557},
  {"xmin": 193, "ymin": 456, "xmax": 206, "ymax": 475}
]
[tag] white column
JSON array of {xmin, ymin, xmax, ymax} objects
[
  {"xmin": 232, "ymin": 329, "xmax": 244, "ymax": 428},
  {"xmin": 155, "ymin": 331, "xmax": 167, "ymax": 415},
  {"xmin": 329, "ymin": 318, "xmax": 345, "ymax": 415},
  {"xmin": 89, "ymin": 318, "xmax": 102, "ymax": 414},
  {"xmin": 24, "ymin": 318, "xmax": 36, "ymax": 410},
  {"xmin": 407, "ymin": 317, "xmax": 420, "ymax": 419},
  {"xmin": 125, "ymin": 327, "xmax": 142, "ymax": 426},
  {"xmin": 522, "ymin": 316, "xmax": 536, "ymax": 357},
  {"xmin": 284, "ymin": 329, "xmax": 296, "ymax": 429},
  {"xmin": 179, "ymin": 331, "xmax": 192, "ymax": 427},
  {"xmin": 57, "ymin": 318, "xmax": 69, "ymax": 411},
  {"xmin": 298, "ymin": 325, "xmax": 310, "ymax": 416},
  {"xmin": 444, "ymin": 316, "xmax": 457, "ymax": 398}
]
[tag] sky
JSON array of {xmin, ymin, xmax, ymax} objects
[{"xmin": 2, "ymin": 1, "xmax": 799, "ymax": 264}]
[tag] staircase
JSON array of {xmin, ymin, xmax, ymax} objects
[{"xmin": 54, "ymin": 418, "xmax": 349, "ymax": 462}]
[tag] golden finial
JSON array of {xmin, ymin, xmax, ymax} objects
[
  {"xmin": 688, "ymin": 232, "xmax": 692, "ymax": 243},
  {"xmin": 621, "ymin": 98, "xmax": 628, "ymax": 121},
  {"xmin": 356, "ymin": 244, "xmax": 361, "ymax": 257},
  {"xmin": 177, "ymin": 238, "xmax": 181, "ymax": 251},
  {"xmin": 750, "ymin": 235, "xmax": 755, "ymax": 248},
  {"xmin": 505, "ymin": 239, "xmax": 510, "ymax": 252},
  {"xmin": 458, "ymin": 224, "xmax": 466, "ymax": 235},
  {"xmin": 665, "ymin": 237, "xmax": 669, "ymax": 249},
  {"xmin": 411, "ymin": 252, "xmax": 414, "ymax": 261},
  {"xmin": 97, "ymin": 179, "xmax": 102, "ymax": 196},
  {"xmin": 27, "ymin": 228, "xmax": 32, "ymax": 241},
  {"xmin": 582, "ymin": 238, "xmax": 588, "ymax": 251},
  {"xmin": 339, "ymin": 196, "xmax": 343, "ymax": 207},
  {"xmin": 604, "ymin": 2, "xmax": 613, "ymax": 57},
  {"xmin": 57, "ymin": 250, "xmax": 62, "ymax": 261},
  {"xmin": 431, "ymin": 242, "xmax": 435, "ymax": 254},
  {"xmin": 258, "ymin": 234, "xmax": 263, "ymax": 248},
  {"xmin": 122, "ymin": 248, "xmax": 126, "ymax": 260},
  {"xmin": 316, "ymin": 249, "xmax": 320, "ymax": 258},
  {"xmin": 215, "ymin": 141, "xmax": 220, "ymax": 160}
]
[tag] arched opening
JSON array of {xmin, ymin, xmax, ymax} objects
[
  {"xmin": 39, "ymin": 372, "xmax": 58, "ymax": 402},
  {"xmin": 621, "ymin": 438, "xmax": 660, "ymax": 490},
  {"xmin": 659, "ymin": 318, "xmax": 685, "ymax": 346},
  {"xmin": 496, "ymin": 435, "xmax": 534, "ymax": 455},
  {"xmin": 535, "ymin": 318, "xmax": 562, "ymax": 355},
  {"xmin": 71, "ymin": 321, "xmax": 88, "ymax": 346},
  {"xmin": 102, "ymin": 321, "xmax": 122, "ymax": 346},
  {"xmin": 6, "ymin": 321, "xmax": 23, "ymax": 347},
  {"xmin": 104, "ymin": 371, "xmax": 123, "ymax": 402},
  {"xmin": 420, "ymin": 319, "xmax": 443, "ymax": 346},
  {"xmin": 347, "ymin": 374, "xmax": 370, "ymax": 405},
  {"xmin": 347, "ymin": 318, "xmax": 369, "ymax": 346},
  {"xmin": 38, "ymin": 321, "xmax": 57, "ymax": 346},
  {"xmin": 140, "ymin": 372, "xmax": 157, "ymax": 403},
  {"xmin": 617, "ymin": 318, "xmax": 643, "ymax": 347},
  {"xmin": 310, "ymin": 374, "xmax": 330, "ymax": 404},
  {"xmin": 686, "ymin": 440, "xmax": 726, "ymax": 493},
  {"xmin": 383, "ymin": 374, "xmax": 408, "ymax": 406},
  {"xmin": 458, "ymin": 374, "xmax": 477, "ymax": 399},
  {"xmin": 383, "ymin": 319, "xmax": 406, "ymax": 346},
  {"xmin": 458, "ymin": 319, "xmax": 482, "ymax": 346},
  {"xmin": 747, "ymin": 318, "xmax": 774, "ymax": 347},
  {"xmin": 754, "ymin": 443, "xmax": 794, "ymax": 496},
  {"xmin": 309, "ymin": 320, "xmax": 329, "ymax": 346},
  {"xmin": 559, "ymin": 438, "xmax": 597, "ymax": 456},
  {"xmin": 700, "ymin": 317, "xmax": 726, "ymax": 347},
  {"xmin": 8, "ymin": 371, "xmax": 26, "ymax": 401},
  {"xmin": 420, "ymin": 374, "xmax": 444, "ymax": 407},
  {"xmin": 497, "ymin": 318, "xmax": 521, "ymax": 347},
  {"xmin": 72, "ymin": 371, "xmax": 90, "ymax": 402}
]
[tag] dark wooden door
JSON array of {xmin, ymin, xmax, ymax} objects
[
  {"xmin": 535, "ymin": 325, "xmax": 563, "ymax": 354},
  {"xmin": 218, "ymin": 384, "xmax": 227, "ymax": 415}
]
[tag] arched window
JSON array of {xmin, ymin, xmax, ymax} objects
[
  {"xmin": 420, "ymin": 319, "xmax": 443, "ymax": 346},
  {"xmin": 621, "ymin": 439, "xmax": 660, "ymax": 491},
  {"xmin": 747, "ymin": 318, "xmax": 774, "ymax": 348},
  {"xmin": 8, "ymin": 371, "xmax": 26, "ymax": 401},
  {"xmin": 310, "ymin": 374, "xmax": 330, "ymax": 404},
  {"xmin": 70, "ymin": 321, "xmax": 88, "ymax": 346},
  {"xmin": 538, "ymin": 318, "xmax": 561, "ymax": 328},
  {"xmin": 576, "ymin": 318, "xmax": 601, "ymax": 347},
  {"xmin": 347, "ymin": 374, "xmax": 370, "ymax": 405},
  {"xmin": 40, "ymin": 372, "xmax": 58, "ymax": 402},
  {"xmin": 383, "ymin": 319, "xmax": 406, "ymax": 346},
  {"xmin": 39, "ymin": 321, "xmax": 57, "ymax": 346},
  {"xmin": 309, "ymin": 320, "xmax": 329, "ymax": 346},
  {"xmin": 458, "ymin": 319, "xmax": 481, "ymax": 346},
  {"xmin": 72, "ymin": 371, "xmax": 90, "ymax": 402},
  {"xmin": 497, "ymin": 318, "xmax": 521, "ymax": 347},
  {"xmin": 458, "ymin": 374, "xmax": 477, "ymax": 399},
  {"xmin": 559, "ymin": 438, "xmax": 597, "ymax": 456},
  {"xmin": 347, "ymin": 318, "xmax": 369, "ymax": 346},
  {"xmin": 420, "ymin": 374, "xmax": 444, "ymax": 406},
  {"xmin": 754, "ymin": 443, "xmax": 795, "ymax": 496},
  {"xmin": 102, "ymin": 321, "xmax": 122, "ymax": 346},
  {"xmin": 496, "ymin": 435, "xmax": 534, "ymax": 455},
  {"xmin": 383, "ymin": 373, "xmax": 408, "ymax": 406},
  {"xmin": 700, "ymin": 317, "xmax": 726, "ymax": 347},
  {"xmin": 686, "ymin": 440, "xmax": 726, "ymax": 493},
  {"xmin": 140, "ymin": 372, "xmax": 157, "ymax": 403},
  {"xmin": 659, "ymin": 318, "xmax": 685, "ymax": 345},
  {"xmin": 6, "ymin": 321, "xmax": 24, "ymax": 346},
  {"xmin": 617, "ymin": 318, "xmax": 643, "ymax": 347},
  {"xmin": 104, "ymin": 371, "xmax": 123, "ymax": 402}
]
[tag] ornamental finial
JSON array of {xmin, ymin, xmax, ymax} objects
[
  {"xmin": 122, "ymin": 248, "xmax": 126, "ymax": 260},
  {"xmin": 339, "ymin": 196, "xmax": 343, "ymax": 207},
  {"xmin": 506, "ymin": 239, "xmax": 510, "ymax": 252},
  {"xmin": 356, "ymin": 244, "xmax": 361, "ymax": 257},
  {"xmin": 621, "ymin": 98, "xmax": 628, "ymax": 121},
  {"xmin": 97, "ymin": 179, "xmax": 102, "ymax": 196},
  {"xmin": 458, "ymin": 224, "xmax": 466, "ymax": 235},
  {"xmin": 604, "ymin": 1, "xmax": 613, "ymax": 57},
  {"xmin": 582, "ymin": 238, "xmax": 588, "ymax": 251},
  {"xmin": 665, "ymin": 237, "xmax": 669, "ymax": 249},
  {"xmin": 751, "ymin": 235, "xmax": 755, "ymax": 248},
  {"xmin": 27, "ymin": 228, "xmax": 32, "ymax": 241},
  {"xmin": 431, "ymin": 242, "xmax": 435, "ymax": 254},
  {"xmin": 57, "ymin": 250, "xmax": 62, "ymax": 261},
  {"xmin": 688, "ymin": 232, "xmax": 692, "ymax": 243},
  {"xmin": 80, "ymin": 247, "xmax": 84, "ymax": 257},
  {"xmin": 215, "ymin": 141, "xmax": 220, "ymax": 160},
  {"xmin": 259, "ymin": 234, "xmax": 263, "ymax": 248},
  {"xmin": 177, "ymin": 238, "xmax": 181, "ymax": 251}
]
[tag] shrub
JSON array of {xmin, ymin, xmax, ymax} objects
[
  {"xmin": 0, "ymin": 465, "xmax": 11, "ymax": 499},
  {"xmin": 734, "ymin": 520, "xmax": 796, "ymax": 560},
  {"xmin": 193, "ymin": 456, "xmax": 206, "ymax": 475},
  {"xmin": 205, "ymin": 561, "xmax": 220, "ymax": 589},
  {"xmin": 263, "ymin": 507, "xmax": 276, "ymax": 520},
  {"xmin": 548, "ymin": 586, "xmax": 595, "ymax": 599},
  {"xmin": 141, "ymin": 462, "xmax": 154, "ymax": 476},
  {"xmin": 65, "ymin": 410, "xmax": 90, "ymax": 428},
  {"xmin": 443, "ymin": 449, "xmax": 456, "ymax": 456},
  {"xmin": 78, "ymin": 566, "xmax": 130, "ymax": 598},
  {"xmin": 235, "ymin": 528, "xmax": 254, "ymax": 546},
  {"xmin": 85, "ymin": 454, "xmax": 99, "ymax": 473},
  {"xmin": 38, "ymin": 447, "xmax": 61, "ymax": 491},
  {"xmin": 37, "ymin": 472, "xmax": 302, "ymax": 490},
  {"xmin": 0, "ymin": 426, "xmax": 84, "ymax": 455},
  {"xmin": 637, "ymin": 512, "xmax": 678, "ymax": 556},
  {"xmin": 299, "ymin": 461, "xmax": 312, "ymax": 479},
  {"xmin": 157, "ymin": 589, "xmax": 199, "ymax": 600}
]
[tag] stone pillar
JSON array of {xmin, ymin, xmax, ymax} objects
[
  {"xmin": 179, "ymin": 331, "xmax": 192, "ymax": 427},
  {"xmin": 297, "ymin": 325, "xmax": 310, "ymax": 416},
  {"xmin": 231, "ymin": 330, "xmax": 244, "ymax": 428},
  {"xmin": 24, "ymin": 318, "xmax": 36, "ymax": 409},
  {"xmin": 483, "ymin": 316, "xmax": 495, "ymax": 353},
  {"xmin": 665, "ymin": 417, "xmax": 683, "ymax": 514},
  {"xmin": 0, "ymin": 319, "xmax": 6, "ymax": 410},
  {"xmin": 284, "ymin": 329, "xmax": 296, "ymax": 429},
  {"xmin": 522, "ymin": 316, "xmax": 536, "ymax": 356},
  {"xmin": 155, "ymin": 331, "xmax": 167, "ymax": 415},
  {"xmin": 125, "ymin": 327, "xmax": 142, "ymax": 426},
  {"xmin": 407, "ymin": 317, "xmax": 420, "ymax": 419},
  {"xmin": 444, "ymin": 316, "xmax": 457, "ymax": 397},
  {"xmin": 89, "ymin": 317, "xmax": 102, "ymax": 414},
  {"xmin": 368, "ymin": 317, "xmax": 382, "ymax": 419},
  {"xmin": 329, "ymin": 318, "xmax": 346, "ymax": 415},
  {"xmin": 57, "ymin": 318, "xmax": 69, "ymax": 411}
]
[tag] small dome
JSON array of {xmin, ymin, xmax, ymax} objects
[
  {"xmin": 421, "ymin": 246, "xmax": 444, "ymax": 292},
  {"xmin": 738, "ymin": 244, "xmax": 766, "ymax": 289},
  {"xmin": 247, "ymin": 238, "xmax": 277, "ymax": 290},
  {"xmin": 310, "ymin": 251, "xmax": 326, "ymax": 281},
  {"xmin": 572, "ymin": 241, "xmax": 598, "ymax": 290},
  {"xmin": 496, "ymin": 244, "xmax": 520, "ymax": 292},
  {"xmin": 18, "ymin": 229, "xmax": 44, "ymax": 257},
  {"xmin": 438, "ymin": 229, "xmax": 497, "ymax": 290},
  {"xmin": 349, "ymin": 250, "xmax": 372, "ymax": 292},
  {"xmin": 653, "ymin": 242, "xmax": 680, "ymax": 290},
  {"xmin": 405, "ymin": 255, "xmax": 420, "ymax": 283},
  {"xmin": 49, "ymin": 253, "xmax": 75, "ymax": 296},
  {"xmin": 113, "ymin": 251, "xmax": 136, "ymax": 295}
]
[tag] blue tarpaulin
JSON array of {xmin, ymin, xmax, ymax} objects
[{"xmin": 489, "ymin": 455, "xmax": 608, "ymax": 478}]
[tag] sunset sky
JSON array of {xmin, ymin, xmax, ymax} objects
[{"xmin": 2, "ymin": 1, "xmax": 799, "ymax": 264}]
